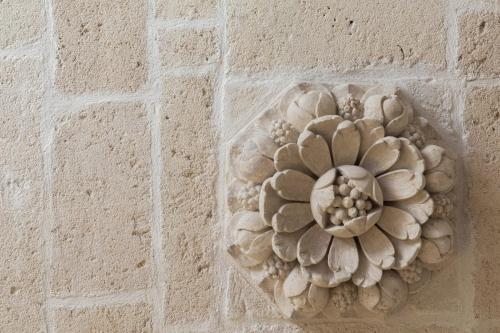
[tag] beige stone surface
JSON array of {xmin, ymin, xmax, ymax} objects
[
  {"xmin": 54, "ymin": 303, "xmax": 152, "ymax": 332},
  {"xmin": 156, "ymin": 0, "xmax": 217, "ymax": 19},
  {"xmin": 51, "ymin": 102, "xmax": 152, "ymax": 296},
  {"xmin": 464, "ymin": 86, "xmax": 500, "ymax": 319},
  {"xmin": 159, "ymin": 28, "xmax": 219, "ymax": 67},
  {"xmin": 458, "ymin": 12, "xmax": 500, "ymax": 79},
  {"xmin": 226, "ymin": 0, "xmax": 447, "ymax": 73},
  {"xmin": 0, "ymin": 0, "xmax": 45, "ymax": 49},
  {"xmin": 160, "ymin": 75, "xmax": 219, "ymax": 325},
  {"xmin": 53, "ymin": 0, "xmax": 147, "ymax": 94},
  {"xmin": 0, "ymin": 58, "xmax": 45, "ymax": 332}
]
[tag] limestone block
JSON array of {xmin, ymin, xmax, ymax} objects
[
  {"xmin": 53, "ymin": 303, "xmax": 152, "ymax": 333},
  {"xmin": 51, "ymin": 102, "xmax": 152, "ymax": 296},
  {"xmin": 458, "ymin": 12, "xmax": 500, "ymax": 79},
  {"xmin": 464, "ymin": 87, "xmax": 500, "ymax": 319},
  {"xmin": 161, "ymin": 75, "xmax": 219, "ymax": 325},
  {"xmin": 156, "ymin": 0, "xmax": 217, "ymax": 19},
  {"xmin": 0, "ymin": 57, "xmax": 46, "ymax": 332},
  {"xmin": 53, "ymin": 0, "xmax": 147, "ymax": 93},
  {"xmin": 159, "ymin": 28, "xmax": 219, "ymax": 68},
  {"xmin": 226, "ymin": 0, "xmax": 447, "ymax": 73},
  {"xmin": 0, "ymin": 0, "xmax": 44, "ymax": 49}
]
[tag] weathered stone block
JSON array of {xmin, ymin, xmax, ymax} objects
[
  {"xmin": 156, "ymin": 0, "xmax": 217, "ymax": 19},
  {"xmin": 0, "ymin": 58, "xmax": 45, "ymax": 332},
  {"xmin": 161, "ymin": 75, "xmax": 219, "ymax": 325},
  {"xmin": 464, "ymin": 86, "xmax": 500, "ymax": 319},
  {"xmin": 53, "ymin": 0, "xmax": 147, "ymax": 93},
  {"xmin": 51, "ymin": 102, "xmax": 152, "ymax": 296},
  {"xmin": 226, "ymin": 0, "xmax": 447, "ymax": 73},
  {"xmin": 458, "ymin": 12, "xmax": 500, "ymax": 79},
  {"xmin": 159, "ymin": 28, "xmax": 219, "ymax": 68},
  {"xmin": 0, "ymin": 0, "xmax": 44, "ymax": 49},
  {"xmin": 54, "ymin": 303, "xmax": 152, "ymax": 332}
]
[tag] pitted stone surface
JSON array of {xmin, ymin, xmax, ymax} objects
[
  {"xmin": 53, "ymin": 0, "xmax": 147, "ymax": 93},
  {"xmin": 226, "ymin": 0, "xmax": 447, "ymax": 73},
  {"xmin": 0, "ymin": 0, "xmax": 45, "ymax": 49},
  {"xmin": 156, "ymin": 0, "xmax": 217, "ymax": 19},
  {"xmin": 54, "ymin": 303, "xmax": 152, "ymax": 332},
  {"xmin": 51, "ymin": 102, "xmax": 152, "ymax": 296},
  {"xmin": 161, "ymin": 75, "xmax": 219, "ymax": 325},
  {"xmin": 159, "ymin": 28, "xmax": 219, "ymax": 67},
  {"xmin": 0, "ymin": 58, "xmax": 45, "ymax": 333}
]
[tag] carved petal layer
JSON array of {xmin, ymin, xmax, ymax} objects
[
  {"xmin": 301, "ymin": 257, "xmax": 349, "ymax": 288},
  {"xmin": 390, "ymin": 190, "xmax": 434, "ymax": 224},
  {"xmin": 387, "ymin": 236, "xmax": 422, "ymax": 269},
  {"xmin": 337, "ymin": 165, "xmax": 384, "ymax": 206},
  {"xmin": 331, "ymin": 120, "xmax": 360, "ymax": 166},
  {"xmin": 360, "ymin": 137, "xmax": 401, "ymax": 176},
  {"xmin": 328, "ymin": 237, "xmax": 359, "ymax": 277},
  {"xmin": 310, "ymin": 169, "xmax": 336, "ymax": 228},
  {"xmin": 271, "ymin": 170, "xmax": 315, "ymax": 202},
  {"xmin": 274, "ymin": 143, "xmax": 311, "ymax": 175},
  {"xmin": 355, "ymin": 118, "xmax": 385, "ymax": 158},
  {"xmin": 305, "ymin": 115, "xmax": 343, "ymax": 145},
  {"xmin": 284, "ymin": 265, "xmax": 309, "ymax": 297},
  {"xmin": 376, "ymin": 206, "xmax": 421, "ymax": 240},
  {"xmin": 235, "ymin": 141, "xmax": 275, "ymax": 183},
  {"xmin": 259, "ymin": 179, "xmax": 287, "ymax": 225},
  {"xmin": 298, "ymin": 130, "xmax": 333, "ymax": 177},
  {"xmin": 272, "ymin": 228, "xmax": 308, "ymax": 262},
  {"xmin": 326, "ymin": 208, "xmax": 382, "ymax": 238},
  {"xmin": 358, "ymin": 226, "xmax": 395, "ymax": 269},
  {"xmin": 272, "ymin": 203, "xmax": 314, "ymax": 233},
  {"xmin": 353, "ymin": 250, "xmax": 383, "ymax": 288},
  {"xmin": 297, "ymin": 224, "xmax": 332, "ymax": 266},
  {"xmin": 377, "ymin": 169, "xmax": 425, "ymax": 201},
  {"xmin": 389, "ymin": 138, "xmax": 425, "ymax": 173}
]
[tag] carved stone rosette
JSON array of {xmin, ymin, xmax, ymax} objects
[{"xmin": 226, "ymin": 83, "xmax": 456, "ymax": 319}]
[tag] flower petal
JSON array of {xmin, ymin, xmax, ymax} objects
[
  {"xmin": 328, "ymin": 237, "xmax": 359, "ymax": 276},
  {"xmin": 387, "ymin": 235, "xmax": 422, "ymax": 269},
  {"xmin": 358, "ymin": 285, "xmax": 381, "ymax": 310},
  {"xmin": 252, "ymin": 132, "xmax": 279, "ymax": 158},
  {"xmin": 353, "ymin": 250, "xmax": 383, "ymax": 287},
  {"xmin": 331, "ymin": 120, "xmax": 361, "ymax": 166},
  {"xmin": 421, "ymin": 145, "xmax": 445, "ymax": 170},
  {"xmin": 425, "ymin": 171, "xmax": 454, "ymax": 193},
  {"xmin": 271, "ymin": 170, "xmax": 315, "ymax": 202},
  {"xmin": 308, "ymin": 284, "xmax": 329, "ymax": 312},
  {"xmin": 305, "ymin": 115, "xmax": 343, "ymax": 146},
  {"xmin": 422, "ymin": 219, "xmax": 453, "ymax": 239},
  {"xmin": 376, "ymin": 206, "xmax": 421, "ymax": 240},
  {"xmin": 418, "ymin": 239, "xmax": 443, "ymax": 265},
  {"xmin": 390, "ymin": 190, "xmax": 434, "ymax": 224},
  {"xmin": 272, "ymin": 227, "xmax": 308, "ymax": 262},
  {"xmin": 259, "ymin": 179, "xmax": 288, "ymax": 225},
  {"xmin": 298, "ymin": 130, "xmax": 333, "ymax": 177},
  {"xmin": 355, "ymin": 118, "xmax": 385, "ymax": 158},
  {"xmin": 283, "ymin": 265, "xmax": 309, "ymax": 297},
  {"xmin": 274, "ymin": 143, "xmax": 312, "ymax": 175},
  {"xmin": 337, "ymin": 165, "xmax": 384, "ymax": 206},
  {"xmin": 385, "ymin": 110, "xmax": 409, "ymax": 136},
  {"xmin": 327, "ymin": 208, "xmax": 382, "ymax": 238},
  {"xmin": 274, "ymin": 280, "xmax": 295, "ymax": 318},
  {"xmin": 358, "ymin": 226, "xmax": 395, "ymax": 269},
  {"xmin": 389, "ymin": 138, "xmax": 425, "ymax": 174},
  {"xmin": 363, "ymin": 94, "xmax": 385, "ymax": 123},
  {"xmin": 241, "ymin": 229, "xmax": 274, "ymax": 263},
  {"xmin": 360, "ymin": 137, "xmax": 401, "ymax": 176},
  {"xmin": 297, "ymin": 224, "xmax": 332, "ymax": 266},
  {"xmin": 287, "ymin": 102, "xmax": 314, "ymax": 132},
  {"xmin": 377, "ymin": 169, "xmax": 425, "ymax": 201},
  {"xmin": 377, "ymin": 270, "xmax": 409, "ymax": 312},
  {"xmin": 332, "ymin": 83, "xmax": 366, "ymax": 100},
  {"xmin": 233, "ymin": 211, "xmax": 269, "ymax": 232},
  {"xmin": 301, "ymin": 258, "xmax": 348, "ymax": 288},
  {"xmin": 310, "ymin": 169, "xmax": 336, "ymax": 228},
  {"xmin": 234, "ymin": 141, "xmax": 275, "ymax": 183},
  {"xmin": 272, "ymin": 203, "xmax": 314, "ymax": 233}
]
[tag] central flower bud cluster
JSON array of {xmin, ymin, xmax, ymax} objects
[{"xmin": 325, "ymin": 175, "xmax": 374, "ymax": 226}]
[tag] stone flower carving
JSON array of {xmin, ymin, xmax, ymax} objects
[{"xmin": 227, "ymin": 83, "xmax": 457, "ymax": 319}]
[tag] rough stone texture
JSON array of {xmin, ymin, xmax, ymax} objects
[
  {"xmin": 54, "ymin": 303, "xmax": 153, "ymax": 332},
  {"xmin": 51, "ymin": 102, "xmax": 152, "ymax": 296},
  {"xmin": 0, "ymin": 0, "xmax": 45, "ymax": 49},
  {"xmin": 464, "ymin": 87, "xmax": 500, "ymax": 320},
  {"xmin": 156, "ymin": 0, "xmax": 217, "ymax": 19},
  {"xmin": 226, "ymin": 0, "xmax": 447, "ymax": 73},
  {"xmin": 458, "ymin": 12, "xmax": 500, "ymax": 79},
  {"xmin": 161, "ymin": 75, "xmax": 219, "ymax": 325},
  {"xmin": 53, "ymin": 0, "xmax": 147, "ymax": 94},
  {"xmin": 159, "ymin": 28, "xmax": 219, "ymax": 68},
  {"xmin": 0, "ymin": 58, "xmax": 45, "ymax": 332}
]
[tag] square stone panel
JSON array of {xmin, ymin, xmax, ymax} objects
[
  {"xmin": 51, "ymin": 102, "xmax": 152, "ymax": 296},
  {"xmin": 0, "ymin": 0, "xmax": 45, "ymax": 49},
  {"xmin": 225, "ymin": 82, "xmax": 460, "ymax": 322}
]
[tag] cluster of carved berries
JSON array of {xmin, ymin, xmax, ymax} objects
[
  {"xmin": 270, "ymin": 119, "xmax": 298, "ymax": 146},
  {"xmin": 237, "ymin": 182, "xmax": 261, "ymax": 211},
  {"xmin": 338, "ymin": 94, "xmax": 364, "ymax": 121},
  {"xmin": 402, "ymin": 123, "xmax": 426, "ymax": 149},
  {"xmin": 398, "ymin": 260, "xmax": 424, "ymax": 284},
  {"xmin": 262, "ymin": 254, "xmax": 292, "ymax": 280},
  {"xmin": 329, "ymin": 282, "xmax": 358, "ymax": 312},
  {"xmin": 432, "ymin": 194, "xmax": 453, "ymax": 219},
  {"xmin": 325, "ymin": 175, "xmax": 373, "ymax": 226}
]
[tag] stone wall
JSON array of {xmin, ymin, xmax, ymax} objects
[{"xmin": 0, "ymin": 0, "xmax": 498, "ymax": 332}]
